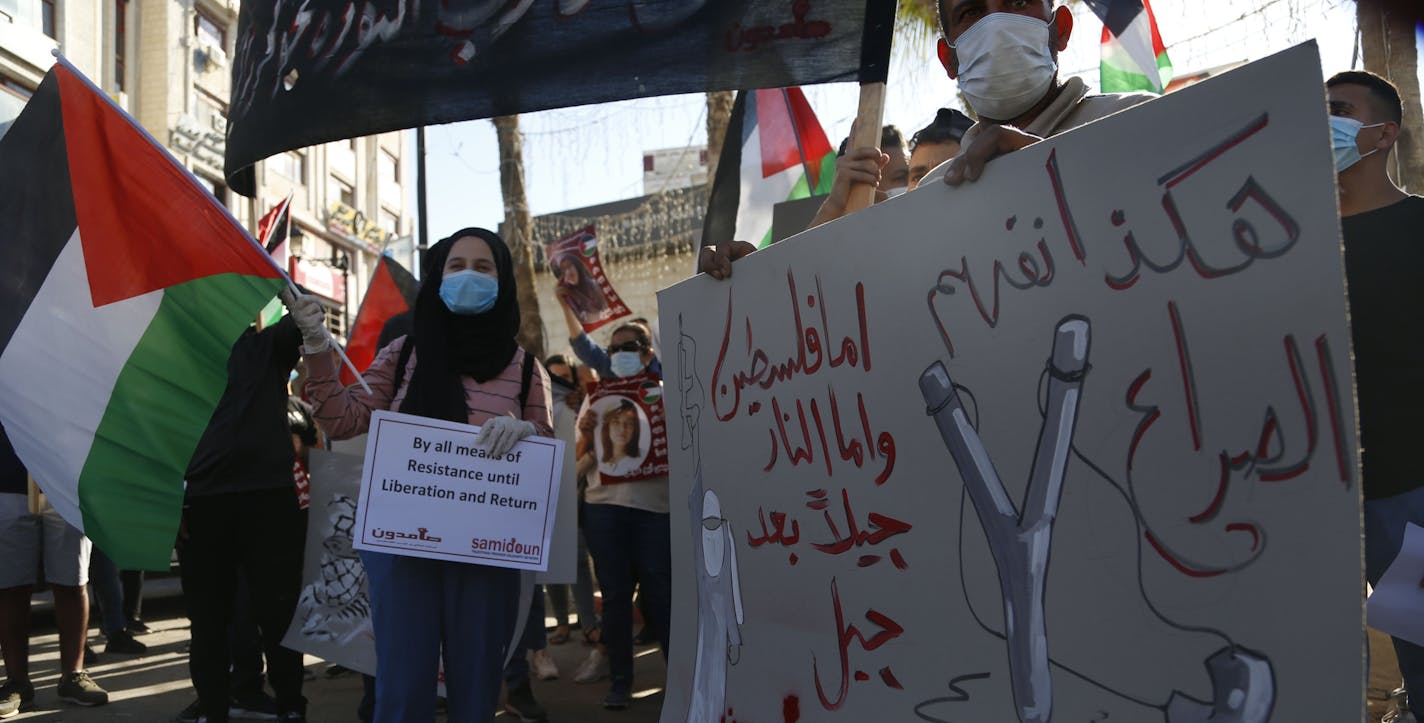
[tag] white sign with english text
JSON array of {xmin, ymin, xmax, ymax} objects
[{"xmin": 353, "ymin": 410, "xmax": 564, "ymax": 571}]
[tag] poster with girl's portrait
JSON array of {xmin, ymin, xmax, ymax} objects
[
  {"xmin": 546, "ymin": 226, "xmax": 631, "ymax": 333},
  {"xmin": 578, "ymin": 372, "xmax": 668, "ymax": 483}
]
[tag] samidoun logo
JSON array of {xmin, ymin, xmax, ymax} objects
[
  {"xmin": 471, "ymin": 535, "xmax": 543, "ymax": 560},
  {"xmin": 640, "ymin": 381, "xmax": 661, "ymax": 405}
]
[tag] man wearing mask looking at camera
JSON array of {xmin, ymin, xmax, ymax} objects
[{"xmin": 699, "ymin": 0, "xmax": 1157, "ymax": 279}]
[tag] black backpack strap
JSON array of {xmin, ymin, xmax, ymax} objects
[
  {"xmin": 392, "ymin": 336, "xmax": 415, "ymax": 394},
  {"xmin": 517, "ymin": 350, "xmax": 536, "ymax": 413}
]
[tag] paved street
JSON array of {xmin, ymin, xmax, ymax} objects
[
  {"xmin": 9, "ymin": 597, "xmax": 1410, "ymax": 722},
  {"xmin": 12, "ymin": 601, "xmax": 665, "ymax": 723}
]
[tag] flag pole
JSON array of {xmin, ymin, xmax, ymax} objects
[
  {"xmin": 49, "ymin": 51, "xmax": 372, "ymax": 394},
  {"xmin": 843, "ymin": 81, "xmax": 886, "ymax": 214}
]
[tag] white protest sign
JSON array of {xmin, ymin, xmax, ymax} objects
[
  {"xmin": 659, "ymin": 43, "xmax": 1361, "ymax": 723},
  {"xmin": 354, "ymin": 409, "xmax": 565, "ymax": 571}
]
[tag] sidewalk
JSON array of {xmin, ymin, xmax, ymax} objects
[{"xmin": 10, "ymin": 612, "xmax": 665, "ymax": 722}]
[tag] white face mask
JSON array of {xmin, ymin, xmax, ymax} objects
[{"xmin": 950, "ymin": 13, "xmax": 1058, "ymax": 121}]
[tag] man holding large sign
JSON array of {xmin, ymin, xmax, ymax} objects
[{"xmin": 661, "ymin": 43, "xmax": 1361, "ymax": 723}]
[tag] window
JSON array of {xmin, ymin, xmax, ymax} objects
[
  {"xmin": 41, "ymin": 0, "xmax": 55, "ymax": 38},
  {"xmin": 114, "ymin": 0, "xmax": 128, "ymax": 93},
  {"xmin": 335, "ymin": 179, "xmax": 354, "ymax": 209},
  {"xmin": 381, "ymin": 210, "xmax": 399, "ymax": 236},
  {"xmin": 378, "ymin": 149, "xmax": 398, "ymax": 186},
  {"xmin": 643, "ymin": 155, "xmax": 654, "ymax": 172},
  {"xmin": 195, "ymin": 11, "xmax": 224, "ymax": 50},
  {"xmin": 208, "ymin": 178, "xmax": 228, "ymax": 206},
  {"xmin": 269, "ymin": 150, "xmax": 307, "ymax": 182},
  {"xmin": 0, "ymin": 79, "xmax": 33, "ymax": 143}
]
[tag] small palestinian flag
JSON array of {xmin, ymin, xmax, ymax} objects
[
  {"xmin": 0, "ymin": 61, "xmax": 286, "ymax": 569},
  {"xmin": 640, "ymin": 381, "xmax": 662, "ymax": 406},
  {"xmin": 1087, "ymin": 0, "xmax": 1173, "ymax": 94},
  {"xmin": 340, "ymin": 254, "xmax": 419, "ymax": 386},
  {"xmin": 702, "ymin": 87, "xmax": 835, "ymax": 251},
  {"xmin": 256, "ymin": 195, "xmax": 293, "ymax": 327}
]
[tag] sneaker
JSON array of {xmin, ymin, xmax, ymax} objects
[
  {"xmin": 573, "ymin": 648, "xmax": 609, "ymax": 684},
  {"xmin": 603, "ymin": 685, "xmax": 631, "ymax": 711},
  {"xmin": 0, "ymin": 679, "xmax": 35, "ymax": 718},
  {"xmin": 127, "ymin": 619, "xmax": 152, "ymax": 634},
  {"xmin": 1384, "ymin": 711, "xmax": 1419, "ymax": 723},
  {"xmin": 530, "ymin": 648, "xmax": 559, "ymax": 681},
  {"xmin": 83, "ymin": 644, "xmax": 99, "ymax": 667},
  {"xmin": 503, "ymin": 682, "xmax": 548, "ymax": 722},
  {"xmin": 105, "ymin": 629, "xmax": 148, "ymax": 655},
  {"xmin": 230, "ymin": 691, "xmax": 279, "ymax": 720},
  {"xmin": 174, "ymin": 698, "xmax": 201, "ymax": 723},
  {"xmin": 57, "ymin": 671, "xmax": 109, "ymax": 706},
  {"xmin": 276, "ymin": 712, "xmax": 306, "ymax": 723}
]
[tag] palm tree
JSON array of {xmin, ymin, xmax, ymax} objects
[
  {"xmin": 1357, "ymin": 0, "xmax": 1423, "ymax": 192},
  {"xmin": 493, "ymin": 114, "xmax": 546, "ymax": 360},
  {"xmin": 705, "ymin": 91, "xmax": 736, "ymax": 187}
]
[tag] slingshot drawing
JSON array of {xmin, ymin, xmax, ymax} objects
[{"xmin": 918, "ymin": 315, "xmax": 1274, "ymax": 723}]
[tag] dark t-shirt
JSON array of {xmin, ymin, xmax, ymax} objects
[
  {"xmin": 184, "ymin": 315, "xmax": 303, "ymax": 498},
  {"xmin": 1342, "ymin": 195, "xmax": 1424, "ymax": 500},
  {"xmin": 0, "ymin": 425, "xmax": 26, "ymax": 495}
]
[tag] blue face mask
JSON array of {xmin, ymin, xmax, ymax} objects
[
  {"xmin": 439, "ymin": 270, "xmax": 499, "ymax": 315},
  {"xmin": 1331, "ymin": 115, "xmax": 1383, "ymax": 173},
  {"xmin": 609, "ymin": 351, "xmax": 645, "ymax": 378}
]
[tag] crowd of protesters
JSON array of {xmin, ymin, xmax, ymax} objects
[{"xmin": 0, "ymin": 1, "xmax": 1421, "ymax": 721}]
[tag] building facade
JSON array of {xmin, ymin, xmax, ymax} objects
[{"xmin": 0, "ymin": 0, "xmax": 413, "ymax": 339}]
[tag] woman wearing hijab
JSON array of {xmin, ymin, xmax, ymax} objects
[{"xmin": 286, "ymin": 228, "xmax": 553, "ymax": 723}]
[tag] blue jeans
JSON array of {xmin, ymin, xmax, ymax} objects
[
  {"xmin": 582, "ymin": 503, "xmax": 672, "ymax": 692},
  {"xmin": 1365, "ymin": 484, "xmax": 1424, "ymax": 716},
  {"xmin": 88, "ymin": 548, "xmax": 126, "ymax": 637},
  {"xmin": 361, "ymin": 551, "xmax": 520, "ymax": 723},
  {"xmin": 503, "ymin": 584, "xmax": 547, "ymax": 687}
]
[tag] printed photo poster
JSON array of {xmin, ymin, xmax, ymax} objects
[
  {"xmin": 547, "ymin": 226, "xmax": 631, "ymax": 333},
  {"xmin": 579, "ymin": 372, "xmax": 669, "ymax": 483},
  {"xmin": 657, "ymin": 43, "xmax": 1362, "ymax": 723}
]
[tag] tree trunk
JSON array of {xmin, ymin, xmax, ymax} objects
[
  {"xmin": 494, "ymin": 114, "xmax": 546, "ymax": 360},
  {"xmin": 1358, "ymin": 0, "xmax": 1424, "ymax": 192},
  {"xmin": 705, "ymin": 91, "xmax": 736, "ymax": 189}
]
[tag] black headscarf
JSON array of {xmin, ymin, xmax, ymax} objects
[{"xmin": 399, "ymin": 228, "xmax": 520, "ymax": 423}]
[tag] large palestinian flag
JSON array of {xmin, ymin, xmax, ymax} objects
[
  {"xmin": 1087, "ymin": 0, "xmax": 1173, "ymax": 93},
  {"xmin": 702, "ymin": 87, "xmax": 835, "ymax": 251},
  {"xmin": 0, "ymin": 62, "xmax": 286, "ymax": 569}
]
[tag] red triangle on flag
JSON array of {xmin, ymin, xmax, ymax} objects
[
  {"xmin": 756, "ymin": 87, "xmax": 833, "ymax": 187},
  {"xmin": 55, "ymin": 64, "xmax": 281, "ymax": 308}
]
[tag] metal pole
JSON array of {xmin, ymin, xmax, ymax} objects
[{"xmin": 416, "ymin": 126, "xmax": 429, "ymax": 274}]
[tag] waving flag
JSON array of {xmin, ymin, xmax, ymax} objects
[
  {"xmin": 340, "ymin": 255, "xmax": 419, "ymax": 387},
  {"xmin": 1087, "ymin": 0, "xmax": 1173, "ymax": 93},
  {"xmin": 257, "ymin": 195, "xmax": 293, "ymax": 327},
  {"xmin": 703, "ymin": 87, "xmax": 836, "ymax": 251},
  {"xmin": 0, "ymin": 62, "xmax": 286, "ymax": 569}
]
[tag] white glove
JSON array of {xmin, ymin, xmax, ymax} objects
[
  {"xmin": 285, "ymin": 292, "xmax": 330, "ymax": 353},
  {"xmin": 477, "ymin": 415, "xmax": 537, "ymax": 459}
]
